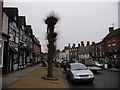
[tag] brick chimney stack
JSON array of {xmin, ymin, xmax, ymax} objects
[
  {"xmin": 72, "ymin": 44, "xmax": 75, "ymax": 48},
  {"xmin": 92, "ymin": 42, "xmax": 95, "ymax": 45},
  {"xmin": 81, "ymin": 41, "xmax": 84, "ymax": 46},
  {"xmin": 86, "ymin": 41, "xmax": 90, "ymax": 46},
  {"xmin": 68, "ymin": 43, "xmax": 70, "ymax": 48},
  {"xmin": 78, "ymin": 43, "xmax": 80, "ymax": 47},
  {"xmin": 109, "ymin": 27, "xmax": 114, "ymax": 33}
]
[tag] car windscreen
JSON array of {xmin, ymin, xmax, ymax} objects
[
  {"xmin": 95, "ymin": 62, "xmax": 99, "ymax": 64},
  {"xmin": 71, "ymin": 64, "xmax": 88, "ymax": 70},
  {"xmin": 63, "ymin": 60, "xmax": 67, "ymax": 64}
]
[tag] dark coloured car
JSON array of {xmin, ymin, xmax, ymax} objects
[{"xmin": 60, "ymin": 60, "xmax": 68, "ymax": 68}]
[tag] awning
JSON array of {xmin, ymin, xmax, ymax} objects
[
  {"xmin": 19, "ymin": 44, "xmax": 28, "ymax": 49},
  {"xmin": 0, "ymin": 32, "xmax": 10, "ymax": 41},
  {"xmin": 19, "ymin": 43, "xmax": 32, "ymax": 50},
  {"xmin": 10, "ymin": 47, "xmax": 18, "ymax": 53}
]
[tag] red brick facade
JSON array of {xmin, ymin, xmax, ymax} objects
[
  {"xmin": 91, "ymin": 27, "xmax": 120, "ymax": 64},
  {"xmin": 32, "ymin": 42, "xmax": 41, "ymax": 55},
  {"xmin": 32, "ymin": 36, "xmax": 41, "ymax": 63},
  {"xmin": 69, "ymin": 44, "xmax": 79, "ymax": 60},
  {"xmin": 103, "ymin": 35, "xmax": 120, "ymax": 54}
]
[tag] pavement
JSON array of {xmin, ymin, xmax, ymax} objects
[
  {"xmin": 2, "ymin": 64, "xmax": 69, "ymax": 89},
  {"xmin": 2, "ymin": 63, "xmax": 119, "ymax": 89},
  {"xmin": 108, "ymin": 68, "xmax": 120, "ymax": 72}
]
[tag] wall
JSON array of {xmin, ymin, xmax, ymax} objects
[
  {"xmin": 0, "ymin": 1, "xmax": 2, "ymax": 32},
  {"xmin": 3, "ymin": 12, "xmax": 8, "ymax": 34},
  {"xmin": 0, "ymin": 1, "xmax": 3, "ymax": 89},
  {"xmin": 104, "ymin": 35, "xmax": 120, "ymax": 53},
  {"xmin": 33, "ymin": 42, "xmax": 41, "ymax": 54},
  {"xmin": 118, "ymin": 1, "xmax": 120, "ymax": 28}
]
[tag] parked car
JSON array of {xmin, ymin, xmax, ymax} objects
[
  {"xmin": 60, "ymin": 60, "xmax": 68, "ymax": 68},
  {"xmin": 69, "ymin": 59, "xmax": 76, "ymax": 63},
  {"xmin": 93, "ymin": 61, "xmax": 104, "ymax": 68},
  {"xmin": 66, "ymin": 63, "xmax": 94, "ymax": 83}
]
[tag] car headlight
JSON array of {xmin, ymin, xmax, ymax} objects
[
  {"xmin": 89, "ymin": 74, "xmax": 94, "ymax": 77},
  {"xmin": 74, "ymin": 74, "xmax": 79, "ymax": 77}
]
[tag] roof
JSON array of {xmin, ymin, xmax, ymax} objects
[
  {"xmin": 25, "ymin": 25, "xmax": 33, "ymax": 34},
  {"xmin": 3, "ymin": 7, "xmax": 18, "ymax": 18},
  {"xmin": 18, "ymin": 16, "xmax": 26, "ymax": 26},
  {"xmin": 103, "ymin": 28, "xmax": 120, "ymax": 40}
]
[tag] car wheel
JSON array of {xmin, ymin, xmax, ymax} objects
[
  {"xmin": 89, "ymin": 81, "xmax": 93, "ymax": 84},
  {"xmin": 66, "ymin": 74, "xmax": 69, "ymax": 78},
  {"xmin": 70, "ymin": 76, "xmax": 73, "ymax": 83}
]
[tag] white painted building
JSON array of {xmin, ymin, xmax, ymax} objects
[
  {"xmin": 59, "ymin": 47, "xmax": 70, "ymax": 61},
  {"xmin": 79, "ymin": 46, "xmax": 91, "ymax": 59}
]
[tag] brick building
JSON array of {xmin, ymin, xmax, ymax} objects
[
  {"xmin": 103, "ymin": 27, "xmax": 120, "ymax": 63},
  {"xmin": 91, "ymin": 27, "xmax": 120, "ymax": 67},
  {"xmin": 32, "ymin": 35, "xmax": 41, "ymax": 64},
  {"xmin": 69, "ymin": 43, "xmax": 79, "ymax": 61},
  {"xmin": 91, "ymin": 41, "xmax": 105, "ymax": 62},
  {"xmin": 2, "ymin": 7, "xmax": 41, "ymax": 73}
]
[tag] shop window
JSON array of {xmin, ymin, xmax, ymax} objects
[{"xmin": 0, "ymin": 41, "xmax": 4, "ymax": 67}]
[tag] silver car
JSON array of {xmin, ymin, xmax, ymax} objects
[{"xmin": 66, "ymin": 63, "xmax": 94, "ymax": 83}]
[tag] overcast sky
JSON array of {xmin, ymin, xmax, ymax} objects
[{"xmin": 4, "ymin": 0, "xmax": 119, "ymax": 52}]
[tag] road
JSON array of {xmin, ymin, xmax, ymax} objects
[{"xmin": 66, "ymin": 70, "xmax": 119, "ymax": 88}]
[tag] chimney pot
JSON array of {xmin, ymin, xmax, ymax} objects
[
  {"xmin": 78, "ymin": 43, "xmax": 80, "ymax": 47},
  {"xmin": 81, "ymin": 41, "xmax": 84, "ymax": 46},
  {"xmin": 87, "ymin": 41, "xmax": 90, "ymax": 46},
  {"xmin": 92, "ymin": 42, "xmax": 95, "ymax": 45},
  {"xmin": 72, "ymin": 44, "xmax": 75, "ymax": 48},
  {"xmin": 109, "ymin": 27, "xmax": 114, "ymax": 33},
  {"xmin": 68, "ymin": 43, "xmax": 70, "ymax": 47}
]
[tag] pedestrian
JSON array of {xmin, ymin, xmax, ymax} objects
[
  {"xmin": 42, "ymin": 60, "xmax": 46, "ymax": 67},
  {"xmin": 108, "ymin": 61, "xmax": 112, "ymax": 69},
  {"xmin": 62, "ymin": 60, "xmax": 68, "ymax": 73},
  {"xmin": 30, "ymin": 58, "xmax": 34, "ymax": 67}
]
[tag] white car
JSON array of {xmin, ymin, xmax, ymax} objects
[
  {"xmin": 66, "ymin": 63, "xmax": 94, "ymax": 83},
  {"xmin": 93, "ymin": 61, "xmax": 104, "ymax": 68}
]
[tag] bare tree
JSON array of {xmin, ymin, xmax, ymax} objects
[{"xmin": 44, "ymin": 12, "xmax": 59, "ymax": 78}]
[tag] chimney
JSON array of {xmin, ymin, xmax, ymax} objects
[
  {"xmin": 81, "ymin": 41, "xmax": 84, "ymax": 46},
  {"xmin": 68, "ymin": 43, "xmax": 70, "ymax": 48},
  {"xmin": 78, "ymin": 43, "xmax": 80, "ymax": 47},
  {"xmin": 92, "ymin": 42, "xmax": 95, "ymax": 45},
  {"xmin": 109, "ymin": 27, "xmax": 114, "ymax": 33},
  {"xmin": 87, "ymin": 41, "xmax": 90, "ymax": 46},
  {"xmin": 72, "ymin": 44, "xmax": 75, "ymax": 48},
  {"xmin": 65, "ymin": 46, "xmax": 68, "ymax": 50}
]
